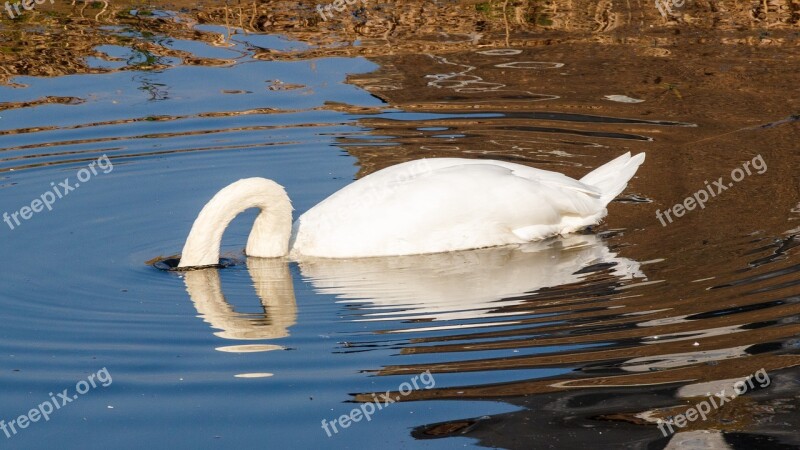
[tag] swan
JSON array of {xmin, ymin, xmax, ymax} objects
[{"xmin": 177, "ymin": 152, "xmax": 645, "ymax": 268}]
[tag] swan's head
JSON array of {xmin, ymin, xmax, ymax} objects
[{"xmin": 178, "ymin": 178, "xmax": 293, "ymax": 269}]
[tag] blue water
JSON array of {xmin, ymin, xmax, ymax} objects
[
  {"xmin": 4, "ymin": 7, "xmax": 799, "ymax": 450},
  {"xmin": 0, "ymin": 21, "xmax": 526, "ymax": 449}
]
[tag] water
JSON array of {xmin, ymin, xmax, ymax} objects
[{"xmin": 1, "ymin": 3, "xmax": 799, "ymax": 449}]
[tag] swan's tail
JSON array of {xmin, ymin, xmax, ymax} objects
[{"xmin": 581, "ymin": 152, "xmax": 646, "ymax": 203}]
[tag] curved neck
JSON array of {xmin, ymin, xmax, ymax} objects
[{"xmin": 178, "ymin": 178, "xmax": 293, "ymax": 268}]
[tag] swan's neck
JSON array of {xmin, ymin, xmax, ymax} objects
[{"xmin": 178, "ymin": 178, "xmax": 293, "ymax": 268}]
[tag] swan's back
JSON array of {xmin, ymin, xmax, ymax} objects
[{"xmin": 290, "ymin": 155, "xmax": 643, "ymax": 258}]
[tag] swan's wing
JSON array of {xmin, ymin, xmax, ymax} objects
[
  {"xmin": 316, "ymin": 161, "xmax": 599, "ymax": 220},
  {"xmin": 468, "ymin": 160, "xmax": 602, "ymax": 198},
  {"xmin": 293, "ymin": 161, "xmax": 607, "ymax": 257},
  {"xmin": 371, "ymin": 161, "xmax": 604, "ymax": 219},
  {"xmin": 429, "ymin": 163, "xmax": 603, "ymax": 217},
  {"xmin": 365, "ymin": 158, "xmax": 602, "ymax": 198}
]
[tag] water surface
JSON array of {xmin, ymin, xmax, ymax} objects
[{"xmin": 1, "ymin": 3, "xmax": 799, "ymax": 449}]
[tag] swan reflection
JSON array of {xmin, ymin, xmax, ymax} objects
[
  {"xmin": 183, "ymin": 234, "xmax": 644, "ymax": 343},
  {"xmin": 183, "ymin": 257, "xmax": 296, "ymax": 342},
  {"xmin": 299, "ymin": 234, "xmax": 644, "ymax": 325}
]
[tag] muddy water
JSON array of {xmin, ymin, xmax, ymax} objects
[{"xmin": 1, "ymin": 2, "xmax": 799, "ymax": 449}]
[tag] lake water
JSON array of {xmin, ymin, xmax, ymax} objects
[{"xmin": 1, "ymin": 3, "xmax": 799, "ymax": 449}]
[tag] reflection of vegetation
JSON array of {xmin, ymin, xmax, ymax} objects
[
  {"xmin": 136, "ymin": 76, "xmax": 169, "ymax": 101},
  {"xmin": 128, "ymin": 48, "xmax": 160, "ymax": 68},
  {"xmin": 473, "ymin": 0, "xmax": 552, "ymax": 27},
  {"xmin": 0, "ymin": 96, "xmax": 85, "ymax": 112},
  {"xmin": 660, "ymin": 83, "xmax": 682, "ymax": 99},
  {"xmin": 0, "ymin": 0, "xmax": 798, "ymax": 85},
  {"xmin": 475, "ymin": 2, "xmax": 491, "ymax": 13}
]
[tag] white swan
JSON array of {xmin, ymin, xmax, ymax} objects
[{"xmin": 178, "ymin": 152, "xmax": 645, "ymax": 267}]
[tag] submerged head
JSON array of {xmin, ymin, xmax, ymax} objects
[{"xmin": 178, "ymin": 178, "xmax": 293, "ymax": 268}]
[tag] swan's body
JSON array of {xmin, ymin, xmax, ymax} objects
[{"xmin": 178, "ymin": 152, "xmax": 645, "ymax": 268}]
